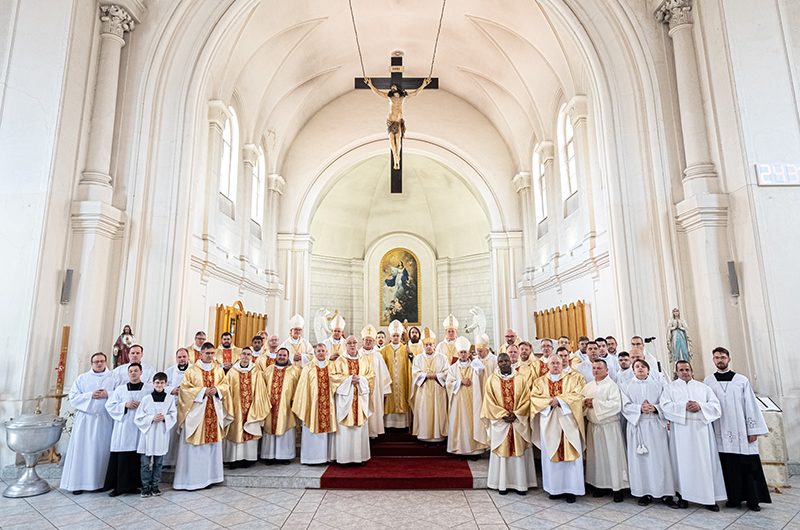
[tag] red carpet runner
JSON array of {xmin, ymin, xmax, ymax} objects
[{"xmin": 320, "ymin": 456, "xmax": 473, "ymax": 489}]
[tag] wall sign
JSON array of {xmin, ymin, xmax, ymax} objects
[{"xmin": 755, "ymin": 163, "xmax": 800, "ymax": 186}]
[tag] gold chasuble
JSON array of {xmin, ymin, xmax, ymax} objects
[
  {"xmin": 480, "ymin": 372, "xmax": 532, "ymax": 457},
  {"xmin": 223, "ymin": 363, "xmax": 269, "ymax": 443},
  {"xmin": 255, "ymin": 353, "xmax": 279, "ymax": 372},
  {"xmin": 177, "ymin": 361, "xmax": 231, "ymax": 445},
  {"xmin": 407, "ymin": 342, "xmax": 424, "ymax": 357},
  {"xmin": 329, "ymin": 354, "xmax": 374, "ymax": 427},
  {"xmin": 513, "ymin": 362, "xmax": 534, "ymax": 387},
  {"xmin": 292, "ymin": 361, "xmax": 337, "ymax": 434},
  {"xmin": 214, "ymin": 346, "xmax": 243, "ymax": 366},
  {"xmin": 381, "ymin": 343, "xmax": 412, "ymax": 415},
  {"xmin": 530, "ymin": 374, "xmax": 585, "ymax": 462},
  {"xmin": 261, "ymin": 365, "xmax": 300, "ymax": 436}
]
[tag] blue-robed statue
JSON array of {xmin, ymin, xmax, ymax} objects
[{"xmin": 667, "ymin": 307, "xmax": 692, "ymax": 363}]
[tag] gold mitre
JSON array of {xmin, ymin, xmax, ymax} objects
[
  {"xmin": 442, "ymin": 313, "xmax": 459, "ymax": 330},
  {"xmin": 475, "ymin": 333, "xmax": 490, "ymax": 348},
  {"xmin": 288, "ymin": 314, "xmax": 305, "ymax": 329},
  {"xmin": 361, "ymin": 324, "xmax": 377, "ymax": 339},
  {"xmin": 330, "ymin": 314, "xmax": 346, "ymax": 331},
  {"xmin": 388, "ymin": 319, "xmax": 404, "ymax": 336},
  {"xmin": 455, "ymin": 336, "xmax": 471, "ymax": 352},
  {"xmin": 421, "ymin": 327, "xmax": 436, "ymax": 345}
]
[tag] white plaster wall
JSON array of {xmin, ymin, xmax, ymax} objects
[
  {"xmin": 436, "ymin": 254, "xmax": 495, "ymax": 347},
  {"xmin": 309, "ymin": 255, "xmax": 364, "ymax": 338}
]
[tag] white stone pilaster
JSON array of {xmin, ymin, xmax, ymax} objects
[
  {"xmin": 487, "ymin": 232, "xmax": 524, "ymax": 348},
  {"xmin": 567, "ymin": 95, "xmax": 598, "ymax": 248},
  {"xmin": 512, "ymin": 171, "xmax": 534, "ymax": 273},
  {"xmin": 265, "ymin": 173, "xmax": 286, "ymax": 279},
  {"xmin": 277, "ymin": 233, "xmax": 313, "ymax": 329},
  {"xmin": 202, "ymin": 100, "xmax": 227, "ymax": 247}
]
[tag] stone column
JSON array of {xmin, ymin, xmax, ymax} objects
[
  {"xmin": 265, "ymin": 174, "xmax": 286, "ymax": 278},
  {"xmin": 536, "ymin": 140, "xmax": 555, "ymax": 236},
  {"xmin": 240, "ymin": 144, "xmax": 258, "ymax": 261},
  {"xmin": 277, "ymin": 233, "xmax": 313, "ymax": 327},
  {"xmin": 201, "ymin": 100, "xmax": 227, "ymax": 246},
  {"xmin": 487, "ymin": 232, "xmax": 524, "ymax": 347},
  {"xmin": 78, "ymin": 4, "xmax": 135, "ymax": 203},
  {"xmin": 568, "ymin": 95, "xmax": 598, "ymax": 244},
  {"xmin": 512, "ymin": 171, "xmax": 534, "ymax": 272},
  {"xmin": 657, "ymin": 0, "xmax": 738, "ymax": 373}
]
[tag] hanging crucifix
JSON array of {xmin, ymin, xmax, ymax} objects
[
  {"xmin": 355, "ymin": 52, "xmax": 438, "ymax": 193},
  {"xmin": 349, "ymin": 0, "xmax": 447, "ymax": 193}
]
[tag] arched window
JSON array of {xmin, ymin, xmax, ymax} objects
[
  {"xmin": 219, "ymin": 106, "xmax": 239, "ymax": 202},
  {"xmin": 557, "ymin": 104, "xmax": 578, "ymax": 201},
  {"xmin": 251, "ymin": 149, "xmax": 265, "ymax": 224},
  {"xmin": 533, "ymin": 149, "xmax": 547, "ymax": 222}
]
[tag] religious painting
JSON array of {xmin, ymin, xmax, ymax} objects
[{"xmin": 379, "ymin": 248, "xmax": 420, "ymax": 326}]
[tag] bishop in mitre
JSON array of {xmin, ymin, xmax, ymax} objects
[
  {"xmin": 446, "ymin": 337, "xmax": 489, "ymax": 456},
  {"xmin": 583, "ymin": 359, "xmax": 628, "ymax": 502},
  {"xmin": 530, "ymin": 355, "xmax": 585, "ymax": 503},
  {"xmin": 281, "ymin": 314, "xmax": 314, "ymax": 365},
  {"xmin": 406, "ymin": 325, "xmax": 424, "ymax": 356},
  {"xmin": 173, "ymin": 343, "xmax": 232, "ymax": 490},
  {"xmin": 322, "ymin": 314, "xmax": 347, "ymax": 360},
  {"xmin": 436, "ymin": 314, "xmax": 460, "ymax": 364},
  {"xmin": 223, "ymin": 347, "xmax": 269, "ymax": 468},
  {"xmin": 409, "ymin": 328, "xmax": 449, "ymax": 442},
  {"xmin": 360, "ymin": 324, "xmax": 392, "ymax": 438},
  {"xmin": 260, "ymin": 347, "xmax": 300, "ymax": 463},
  {"xmin": 382, "ymin": 319, "xmax": 413, "ymax": 429},
  {"xmin": 480, "ymin": 352, "xmax": 537, "ymax": 495},
  {"xmin": 292, "ymin": 343, "xmax": 338, "ymax": 464},
  {"xmin": 330, "ymin": 335, "xmax": 375, "ymax": 463}
]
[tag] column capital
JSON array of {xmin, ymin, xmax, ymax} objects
[
  {"xmin": 512, "ymin": 172, "xmax": 531, "ymax": 193},
  {"xmin": 267, "ymin": 173, "xmax": 286, "ymax": 194},
  {"xmin": 566, "ymin": 95, "xmax": 589, "ymax": 126},
  {"xmin": 208, "ymin": 100, "xmax": 228, "ymax": 128},
  {"xmin": 99, "ymin": 4, "xmax": 135, "ymax": 39},
  {"xmin": 656, "ymin": 0, "xmax": 693, "ymax": 31},
  {"xmin": 535, "ymin": 141, "xmax": 555, "ymax": 164},
  {"xmin": 242, "ymin": 144, "xmax": 259, "ymax": 166}
]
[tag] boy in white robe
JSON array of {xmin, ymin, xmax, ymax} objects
[
  {"xmin": 135, "ymin": 372, "xmax": 177, "ymax": 497},
  {"xmin": 583, "ymin": 359, "xmax": 628, "ymax": 502},
  {"xmin": 104, "ymin": 362, "xmax": 147, "ymax": 496},
  {"xmin": 446, "ymin": 336, "xmax": 488, "ymax": 456},
  {"xmin": 661, "ymin": 360, "xmax": 727, "ymax": 511},
  {"xmin": 704, "ymin": 346, "xmax": 771, "ymax": 511},
  {"xmin": 60, "ymin": 352, "xmax": 115, "ymax": 494},
  {"xmin": 621, "ymin": 359, "xmax": 677, "ymax": 506}
]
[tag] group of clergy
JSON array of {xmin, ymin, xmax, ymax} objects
[{"xmin": 58, "ymin": 313, "xmax": 772, "ymax": 514}]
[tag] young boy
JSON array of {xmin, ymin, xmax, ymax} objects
[{"xmin": 135, "ymin": 372, "xmax": 177, "ymax": 497}]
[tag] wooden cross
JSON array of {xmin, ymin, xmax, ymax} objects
[{"xmin": 355, "ymin": 53, "xmax": 438, "ymax": 193}]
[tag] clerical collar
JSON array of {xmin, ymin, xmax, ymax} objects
[
  {"xmin": 268, "ymin": 350, "xmax": 278, "ymax": 358},
  {"xmin": 177, "ymin": 364, "xmax": 188, "ymax": 372},
  {"xmin": 201, "ymin": 362, "xmax": 213, "ymax": 370},
  {"xmin": 252, "ymin": 348, "xmax": 262, "ymax": 354},
  {"xmin": 458, "ymin": 360, "xmax": 471, "ymax": 367},
  {"xmin": 316, "ymin": 359, "xmax": 327, "ymax": 368},
  {"xmin": 151, "ymin": 390, "xmax": 166, "ymax": 402},
  {"xmin": 236, "ymin": 362, "xmax": 253, "ymax": 372},
  {"xmin": 391, "ymin": 343, "xmax": 401, "ymax": 351},
  {"xmin": 127, "ymin": 381, "xmax": 144, "ymax": 390},
  {"xmin": 714, "ymin": 371, "xmax": 735, "ymax": 382},
  {"xmin": 344, "ymin": 352, "xmax": 360, "ymax": 360},
  {"xmin": 275, "ymin": 364, "xmax": 288, "ymax": 370},
  {"xmin": 92, "ymin": 368, "xmax": 109, "ymax": 374},
  {"xmin": 548, "ymin": 373, "xmax": 562, "ymax": 381},
  {"xmin": 289, "ymin": 337, "xmax": 303, "ymax": 344},
  {"xmin": 498, "ymin": 371, "xmax": 514, "ymax": 379},
  {"xmin": 331, "ymin": 337, "xmax": 343, "ymax": 343},
  {"xmin": 193, "ymin": 345, "xmax": 201, "ymax": 351}
]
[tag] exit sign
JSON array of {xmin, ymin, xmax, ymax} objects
[{"xmin": 755, "ymin": 163, "xmax": 800, "ymax": 186}]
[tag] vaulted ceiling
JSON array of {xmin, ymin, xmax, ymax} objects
[{"xmin": 208, "ymin": 0, "xmax": 587, "ymax": 170}]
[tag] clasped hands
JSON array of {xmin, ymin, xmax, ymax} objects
[
  {"xmin": 502, "ymin": 413, "xmax": 516, "ymax": 424},
  {"xmin": 640, "ymin": 400, "xmax": 656, "ymax": 414},
  {"xmin": 205, "ymin": 386, "xmax": 217, "ymax": 397},
  {"xmin": 153, "ymin": 413, "xmax": 165, "ymax": 423},
  {"xmin": 91, "ymin": 389, "xmax": 108, "ymax": 399},
  {"xmin": 125, "ymin": 400, "xmax": 140, "ymax": 410},
  {"xmin": 583, "ymin": 397, "xmax": 594, "ymax": 409},
  {"xmin": 685, "ymin": 400, "xmax": 701, "ymax": 413}
]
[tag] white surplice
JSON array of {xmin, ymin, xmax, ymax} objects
[
  {"xmin": 135, "ymin": 393, "xmax": 177, "ymax": 456},
  {"xmin": 334, "ymin": 365, "xmax": 371, "ymax": 464},
  {"xmin": 106, "ymin": 384, "xmax": 148, "ymax": 452},
  {"xmin": 260, "ymin": 429, "xmax": 296, "ymax": 460},
  {"xmin": 621, "ymin": 377, "xmax": 675, "ymax": 498},
  {"xmin": 360, "ymin": 347, "xmax": 391, "ymax": 438},
  {"xmin": 445, "ymin": 359, "xmax": 488, "ymax": 455},
  {"xmin": 661, "ymin": 379, "xmax": 727, "ymax": 504},
  {"xmin": 111, "ymin": 362, "xmax": 156, "ymax": 390},
  {"xmin": 60, "ymin": 369, "xmax": 115, "ymax": 492},
  {"xmin": 281, "ymin": 336, "xmax": 314, "ymax": 365},
  {"xmin": 584, "ymin": 376, "xmax": 628, "ymax": 491},
  {"xmin": 703, "ymin": 372, "xmax": 768, "ymax": 455},
  {"xmin": 163, "ymin": 364, "xmax": 189, "ymax": 466}
]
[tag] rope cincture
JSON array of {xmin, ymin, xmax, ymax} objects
[{"xmin": 348, "ymin": 0, "xmax": 447, "ymax": 81}]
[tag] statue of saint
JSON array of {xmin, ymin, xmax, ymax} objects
[
  {"xmin": 667, "ymin": 307, "xmax": 692, "ymax": 363},
  {"xmin": 364, "ymin": 77, "xmax": 432, "ymax": 169}
]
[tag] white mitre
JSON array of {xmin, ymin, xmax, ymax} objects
[
  {"xmin": 422, "ymin": 327, "xmax": 437, "ymax": 345},
  {"xmin": 455, "ymin": 336, "xmax": 471, "ymax": 352},
  {"xmin": 289, "ymin": 314, "xmax": 305, "ymax": 329},
  {"xmin": 331, "ymin": 314, "xmax": 346, "ymax": 331},
  {"xmin": 361, "ymin": 324, "xmax": 377, "ymax": 339},
  {"xmin": 442, "ymin": 313, "xmax": 459, "ymax": 330},
  {"xmin": 388, "ymin": 319, "xmax": 404, "ymax": 336},
  {"xmin": 475, "ymin": 333, "xmax": 491, "ymax": 348}
]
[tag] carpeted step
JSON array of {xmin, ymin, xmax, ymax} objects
[
  {"xmin": 320, "ymin": 456, "xmax": 472, "ymax": 489},
  {"xmin": 370, "ymin": 432, "xmax": 449, "ymax": 456}
]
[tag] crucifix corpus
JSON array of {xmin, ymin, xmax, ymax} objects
[
  {"xmin": 349, "ymin": 0, "xmax": 447, "ymax": 193},
  {"xmin": 355, "ymin": 53, "xmax": 438, "ymax": 193}
]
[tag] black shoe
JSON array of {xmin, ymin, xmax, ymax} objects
[
  {"xmin": 613, "ymin": 491, "xmax": 624, "ymax": 503},
  {"xmin": 746, "ymin": 503, "xmax": 761, "ymax": 512},
  {"xmin": 725, "ymin": 500, "xmax": 739, "ymax": 508},
  {"xmin": 638, "ymin": 495, "xmax": 652, "ymax": 506},
  {"xmin": 515, "ymin": 489, "xmax": 527, "ymax": 496},
  {"xmin": 565, "ymin": 494, "xmax": 576, "ymax": 504},
  {"xmin": 549, "ymin": 494, "xmax": 564, "ymax": 500},
  {"xmin": 706, "ymin": 504, "xmax": 720, "ymax": 512},
  {"xmin": 592, "ymin": 489, "xmax": 607, "ymax": 498},
  {"xmin": 108, "ymin": 490, "xmax": 121, "ymax": 497},
  {"xmin": 72, "ymin": 490, "xmax": 84, "ymax": 496},
  {"xmin": 152, "ymin": 488, "xmax": 162, "ymax": 496},
  {"xmin": 498, "ymin": 490, "xmax": 508, "ymax": 496}
]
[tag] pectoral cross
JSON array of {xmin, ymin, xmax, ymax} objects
[{"xmin": 356, "ymin": 52, "xmax": 438, "ymax": 193}]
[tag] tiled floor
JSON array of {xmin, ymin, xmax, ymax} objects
[{"xmin": 0, "ymin": 474, "xmax": 798, "ymax": 529}]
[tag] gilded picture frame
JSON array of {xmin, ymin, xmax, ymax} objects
[{"xmin": 379, "ymin": 247, "xmax": 420, "ymax": 326}]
